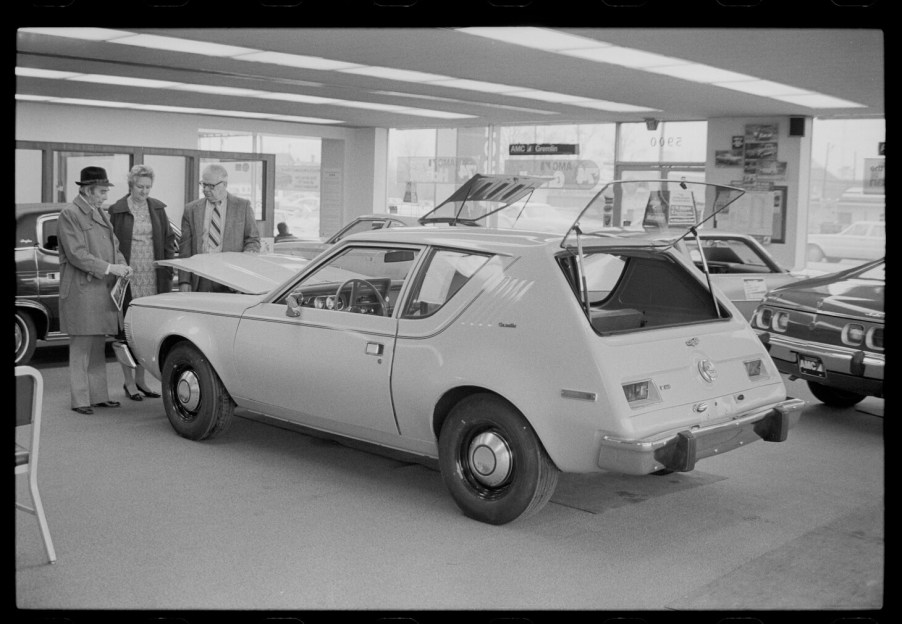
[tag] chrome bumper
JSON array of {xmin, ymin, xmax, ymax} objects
[{"xmin": 597, "ymin": 397, "xmax": 806, "ymax": 475}]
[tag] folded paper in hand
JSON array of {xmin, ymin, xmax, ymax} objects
[{"xmin": 111, "ymin": 275, "xmax": 129, "ymax": 310}]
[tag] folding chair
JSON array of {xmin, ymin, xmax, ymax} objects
[{"xmin": 16, "ymin": 365, "xmax": 56, "ymax": 564}]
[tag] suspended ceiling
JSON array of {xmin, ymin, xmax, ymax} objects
[{"xmin": 16, "ymin": 26, "xmax": 884, "ymax": 130}]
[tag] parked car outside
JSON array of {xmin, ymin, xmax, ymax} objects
[
  {"xmin": 274, "ymin": 214, "xmax": 420, "ymax": 259},
  {"xmin": 123, "ymin": 179, "xmax": 803, "ymax": 525},
  {"xmin": 806, "ymin": 220, "xmax": 885, "ymax": 263},
  {"xmin": 682, "ymin": 232, "xmax": 807, "ymax": 320},
  {"xmin": 15, "ymin": 203, "xmax": 67, "ymax": 364},
  {"xmin": 751, "ymin": 258, "xmax": 884, "ymax": 407}
]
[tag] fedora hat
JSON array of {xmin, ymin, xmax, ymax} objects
[{"xmin": 75, "ymin": 166, "xmax": 114, "ymax": 187}]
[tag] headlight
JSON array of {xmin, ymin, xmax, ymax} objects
[
  {"xmin": 842, "ymin": 323, "xmax": 865, "ymax": 346},
  {"xmin": 753, "ymin": 307, "xmax": 772, "ymax": 329}
]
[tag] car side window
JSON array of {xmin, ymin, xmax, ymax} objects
[
  {"xmin": 37, "ymin": 215, "xmax": 60, "ymax": 252},
  {"xmin": 280, "ymin": 246, "xmax": 419, "ymax": 317},
  {"xmin": 402, "ymin": 249, "xmax": 491, "ymax": 318}
]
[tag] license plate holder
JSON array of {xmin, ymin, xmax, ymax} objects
[{"xmin": 798, "ymin": 354, "xmax": 825, "ymax": 377}]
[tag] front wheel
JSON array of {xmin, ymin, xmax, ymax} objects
[
  {"xmin": 807, "ymin": 381, "xmax": 866, "ymax": 408},
  {"xmin": 162, "ymin": 342, "xmax": 235, "ymax": 440},
  {"xmin": 438, "ymin": 394, "xmax": 559, "ymax": 525},
  {"xmin": 15, "ymin": 311, "xmax": 38, "ymax": 365}
]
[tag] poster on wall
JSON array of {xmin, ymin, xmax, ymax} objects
[{"xmin": 713, "ymin": 186, "xmax": 787, "ymax": 243}]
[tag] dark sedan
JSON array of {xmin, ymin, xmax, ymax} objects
[
  {"xmin": 15, "ymin": 203, "xmax": 67, "ymax": 364},
  {"xmin": 751, "ymin": 258, "xmax": 884, "ymax": 407}
]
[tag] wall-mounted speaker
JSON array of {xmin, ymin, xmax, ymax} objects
[{"xmin": 789, "ymin": 117, "xmax": 806, "ymax": 137}]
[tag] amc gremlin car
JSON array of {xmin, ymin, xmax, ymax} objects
[
  {"xmin": 752, "ymin": 258, "xmax": 884, "ymax": 407},
  {"xmin": 123, "ymin": 179, "xmax": 804, "ymax": 525}
]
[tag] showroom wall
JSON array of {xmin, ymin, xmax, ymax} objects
[
  {"xmin": 15, "ymin": 101, "xmax": 383, "ymax": 231},
  {"xmin": 706, "ymin": 116, "xmax": 813, "ymax": 270}
]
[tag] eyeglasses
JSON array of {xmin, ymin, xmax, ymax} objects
[{"xmin": 201, "ymin": 181, "xmax": 224, "ymax": 190}]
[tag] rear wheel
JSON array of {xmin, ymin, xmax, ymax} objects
[
  {"xmin": 162, "ymin": 343, "xmax": 235, "ymax": 440},
  {"xmin": 438, "ymin": 394, "xmax": 559, "ymax": 525},
  {"xmin": 807, "ymin": 381, "xmax": 866, "ymax": 408},
  {"xmin": 15, "ymin": 311, "xmax": 37, "ymax": 365}
]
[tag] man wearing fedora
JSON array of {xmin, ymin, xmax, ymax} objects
[
  {"xmin": 178, "ymin": 163, "xmax": 259, "ymax": 292},
  {"xmin": 57, "ymin": 166, "xmax": 133, "ymax": 415}
]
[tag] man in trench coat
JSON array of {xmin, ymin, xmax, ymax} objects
[{"xmin": 57, "ymin": 167, "xmax": 133, "ymax": 414}]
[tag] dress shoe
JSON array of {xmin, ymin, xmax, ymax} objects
[
  {"xmin": 72, "ymin": 406, "xmax": 94, "ymax": 415},
  {"xmin": 124, "ymin": 384, "xmax": 143, "ymax": 401},
  {"xmin": 91, "ymin": 400, "xmax": 121, "ymax": 408},
  {"xmin": 136, "ymin": 384, "xmax": 161, "ymax": 398}
]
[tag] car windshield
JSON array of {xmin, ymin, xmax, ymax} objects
[{"xmin": 560, "ymin": 179, "xmax": 745, "ymax": 250}]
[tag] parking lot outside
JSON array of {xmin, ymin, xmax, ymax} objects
[{"xmin": 16, "ymin": 344, "xmax": 883, "ymax": 614}]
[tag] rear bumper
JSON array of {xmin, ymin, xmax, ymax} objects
[
  {"xmin": 596, "ymin": 397, "xmax": 806, "ymax": 474},
  {"xmin": 761, "ymin": 333, "xmax": 884, "ymax": 396}
]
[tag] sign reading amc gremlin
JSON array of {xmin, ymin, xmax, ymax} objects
[{"xmin": 124, "ymin": 176, "xmax": 804, "ymax": 525}]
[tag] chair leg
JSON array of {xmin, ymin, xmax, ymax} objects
[{"xmin": 27, "ymin": 474, "xmax": 56, "ymax": 564}]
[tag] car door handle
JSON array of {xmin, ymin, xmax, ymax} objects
[{"xmin": 365, "ymin": 342, "xmax": 384, "ymax": 356}]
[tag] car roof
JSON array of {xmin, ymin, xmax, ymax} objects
[
  {"xmin": 339, "ymin": 224, "xmax": 668, "ymax": 254},
  {"xmin": 16, "ymin": 202, "xmax": 67, "ymax": 218}
]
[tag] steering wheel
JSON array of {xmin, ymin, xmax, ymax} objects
[{"xmin": 335, "ymin": 278, "xmax": 388, "ymax": 316}]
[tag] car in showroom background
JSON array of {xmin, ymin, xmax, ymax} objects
[
  {"xmin": 124, "ymin": 178, "xmax": 804, "ymax": 525},
  {"xmin": 751, "ymin": 257, "xmax": 884, "ymax": 407}
]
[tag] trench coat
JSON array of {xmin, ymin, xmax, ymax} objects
[{"xmin": 57, "ymin": 194, "xmax": 127, "ymax": 336}]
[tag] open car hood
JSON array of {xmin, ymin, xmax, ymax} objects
[
  {"xmin": 156, "ymin": 252, "xmax": 309, "ymax": 295},
  {"xmin": 418, "ymin": 173, "xmax": 551, "ymax": 226}
]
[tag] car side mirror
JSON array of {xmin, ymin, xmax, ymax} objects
[{"xmin": 285, "ymin": 291, "xmax": 303, "ymax": 318}]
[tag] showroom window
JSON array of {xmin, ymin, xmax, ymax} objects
[
  {"xmin": 200, "ymin": 130, "xmax": 322, "ymax": 239},
  {"xmin": 387, "ymin": 121, "xmax": 706, "ymax": 227}
]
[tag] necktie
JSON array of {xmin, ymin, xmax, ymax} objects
[{"xmin": 208, "ymin": 201, "xmax": 222, "ymax": 248}]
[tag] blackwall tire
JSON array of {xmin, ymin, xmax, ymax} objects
[
  {"xmin": 15, "ymin": 311, "xmax": 37, "ymax": 365},
  {"xmin": 162, "ymin": 343, "xmax": 235, "ymax": 441},
  {"xmin": 438, "ymin": 394, "xmax": 559, "ymax": 525},
  {"xmin": 807, "ymin": 381, "xmax": 866, "ymax": 408}
]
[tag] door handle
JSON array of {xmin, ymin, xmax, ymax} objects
[{"xmin": 365, "ymin": 342, "xmax": 384, "ymax": 356}]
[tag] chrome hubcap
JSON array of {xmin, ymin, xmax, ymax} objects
[
  {"xmin": 468, "ymin": 431, "xmax": 512, "ymax": 488},
  {"xmin": 176, "ymin": 370, "xmax": 201, "ymax": 412}
]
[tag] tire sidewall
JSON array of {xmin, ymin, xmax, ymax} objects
[
  {"xmin": 807, "ymin": 380, "xmax": 866, "ymax": 407},
  {"xmin": 162, "ymin": 343, "xmax": 232, "ymax": 440},
  {"xmin": 15, "ymin": 311, "xmax": 37, "ymax": 365},
  {"xmin": 439, "ymin": 394, "xmax": 549, "ymax": 525}
]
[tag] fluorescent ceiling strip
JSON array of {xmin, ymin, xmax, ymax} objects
[
  {"xmin": 233, "ymin": 51, "xmax": 363, "ymax": 71},
  {"xmin": 373, "ymin": 91, "xmax": 559, "ymax": 114},
  {"xmin": 18, "ymin": 27, "xmax": 134, "ymax": 41},
  {"xmin": 770, "ymin": 94, "xmax": 866, "ymax": 108},
  {"xmin": 714, "ymin": 79, "xmax": 812, "ymax": 97},
  {"xmin": 426, "ymin": 78, "xmax": 523, "ymax": 94},
  {"xmin": 73, "ymin": 74, "xmax": 180, "ymax": 89},
  {"xmin": 455, "ymin": 27, "xmax": 609, "ymax": 52},
  {"xmin": 338, "ymin": 66, "xmax": 451, "ymax": 82},
  {"xmin": 456, "ymin": 27, "xmax": 868, "ymax": 109},
  {"xmin": 109, "ymin": 33, "xmax": 258, "ymax": 57},
  {"xmin": 14, "ymin": 94, "xmax": 344, "ymax": 124},
  {"xmin": 560, "ymin": 46, "xmax": 684, "ymax": 69},
  {"xmin": 16, "ymin": 67, "xmax": 81, "ymax": 80}
]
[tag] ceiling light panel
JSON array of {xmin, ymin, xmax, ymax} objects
[
  {"xmin": 338, "ymin": 66, "xmax": 451, "ymax": 82},
  {"xmin": 456, "ymin": 27, "xmax": 609, "ymax": 52},
  {"xmin": 71, "ymin": 74, "xmax": 180, "ymax": 88},
  {"xmin": 18, "ymin": 27, "xmax": 134, "ymax": 41},
  {"xmin": 233, "ymin": 51, "xmax": 363, "ymax": 71},
  {"xmin": 16, "ymin": 67, "xmax": 82, "ymax": 79},
  {"xmin": 111, "ymin": 34, "xmax": 257, "ymax": 57}
]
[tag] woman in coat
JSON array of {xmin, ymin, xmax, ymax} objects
[
  {"xmin": 57, "ymin": 167, "xmax": 132, "ymax": 414},
  {"xmin": 108, "ymin": 164, "xmax": 176, "ymax": 401}
]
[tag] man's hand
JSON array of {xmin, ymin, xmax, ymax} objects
[{"xmin": 109, "ymin": 264, "xmax": 132, "ymax": 278}]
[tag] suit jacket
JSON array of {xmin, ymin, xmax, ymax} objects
[
  {"xmin": 178, "ymin": 192, "xmax": 260, "ymax": 289},
  {"xmin": 108, "ymin": 195, "xmax": 177, "ymax": 298},
  {"xmin": 57, "ymin": 195, "xmax": 127, "ymax": 336}
]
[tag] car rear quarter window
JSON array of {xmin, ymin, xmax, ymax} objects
[{"xmin": 403, "ymin": 249, "xmax": 491, "ymax": 318}]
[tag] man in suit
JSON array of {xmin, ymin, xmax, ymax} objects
[
  {"xmin": 57, "ymin": 166, "xmax": 133, "ymax": 414},
  {"xmin": 178, "ymin": 163, "xmax": 260, "ymax": 292}
]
